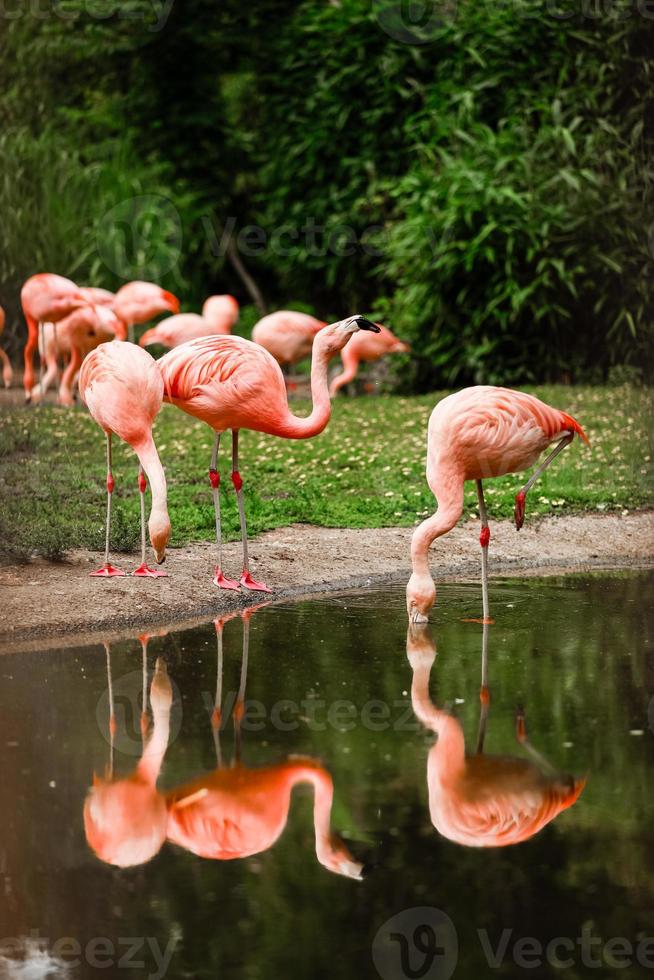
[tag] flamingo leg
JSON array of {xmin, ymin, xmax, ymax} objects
[
  {"xmin": 90, "ymin": 432, "xmax": 126, "ymax": 577},
  {"xmin": 231, "ymin": 430, "xmax": 272, "ymax": 593},
  {"xmin": 232, "ymin": 612, "xmax": 250, "ymax": 766},
  {"xmin": 128, "ymin": 322, "xmax": 135, "ymax": 345},
  {"xmin": 105, "ymin": 642, "xmax": 116, "ymax": 780},
  {"xmin": 133, "ymin": 467, "xmax": 168, "ymax": 577},
  {"xmin": 476, "ymin": 622, "xmax": 491, "ymax": 753},
  {"xmin": 514, "ymin": 433, "xmax": 574, "ymax": 529},
  {"xmin": 0, "ymin": 347, "xmax": 12, "ymax": 389},
  {"xmin": 476, "ymin": 480, "xmax": 494, "ymax": 625},
  {"xmin": 23, "ymin": 313, "xmax": 39, "ymax": 401},
  {"xmin": 211, "ymin": 432, "xmax": 239, "ymax": 590},
  {"xmin": 211, "ymin": 619, "xmax": 225, "ymax": 767}
]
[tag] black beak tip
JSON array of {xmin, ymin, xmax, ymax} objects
[
  {"xmin": 158, "ymin": 555, "xmax": 166, "ymax": 565},
  {"xmin": 353, "ymin": 316, "xmax": 381, "ymax": 333}
]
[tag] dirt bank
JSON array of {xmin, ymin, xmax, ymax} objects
[{"xmin": 1, "ymin": 511, "xmax": 652, "ymax": 654}]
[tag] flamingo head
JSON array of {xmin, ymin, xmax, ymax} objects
[
  {"xmin": 406, "ymin": 571, "xmax": 436, "ymax": 624},
  {"xmin": 149, "ymin": 510, "xmax": 171, "ymax": 564},
  {"xmin": 317, "ymin": 835, "xmax": 365, "ymax": 880},
  {"xmin": 161, "ymin": 290, "xmax": 180, "ymax": 315},
  {"xmin": 314, "ymin": 315, "xmax": 380, "ymax": 356}
]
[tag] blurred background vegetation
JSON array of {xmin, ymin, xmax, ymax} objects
[{"xmin": 0, "ymin": 0, "xmax": 652, "ymax": 388}]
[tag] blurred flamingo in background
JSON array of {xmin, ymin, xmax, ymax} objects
[
  {"xmin": 139, "ymin": 294, "xmax": 239, "ymax": 349},
  {"xmin": 80, "ymin": 287, "xmax": 116, "ymax": 307},
  {"xmin": 112, "ymin": 280, "xmax": 180, "ymax": 344},
  {"xmin": 32, "ymin": 305, "xmax": 126, "ymax": 405},
  {"xmin": 329, "ymin": 323, "xmax": 410, "ymax": 396},
  {"xmin": 0, "ymin": 304, "xmax": 13, "ymax": 389},
  {"xmin": 406, "ymin": 386, "xmax": 589, "ymax": 624},
  {"xmin": 84, "ymin": 650, "xmax": 172, "ymax": 867},
  {"xmin": 407, "ymin": 623, "xmax": 586, "ymax": 847},
  {"xmin": 158, "ymin": 315, "xmax": 379, "ymax": 591},
  {"xmin": 21, "ymin": 273, "xmax": 87, "ymax": 400},
  {"xmin": 79, "ymin": 342, "xmax": 171, "ymax": 577},
  {"xmin": 251, "ymin": 310, "xmax": 326, "ymax": 370},
  {"xmin": 166, "ymin": 610, "xmax": 363, "ymax": 879}
]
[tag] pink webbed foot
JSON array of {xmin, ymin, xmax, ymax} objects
[
  {"xmin": 514, "ymin": 491, "xmax": 526, "ymax": 530},
  {"xmin": 213, "ymin": 568, "xmax": 240, "ymax": 590},
  {"xmin": 240, "ymin": 571, "xmax": 273, "ymax": 594},
  {"xmin": 90, "ymin": 563, "xmax": 126, "ymax": 577},
  {"xmin": 133, "ymin": 563, "xmax": 168, "ymax": 578}
]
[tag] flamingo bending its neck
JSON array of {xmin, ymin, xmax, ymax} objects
[
  {"xmin": 139, "ymin": 294, "xmax": 239, "ymax": 350},
  {"xmin": 407, "ymin": 386, "xmax": 589, "ymax": 624},
  {"xmin": 79, "ymin": 342, "xmax": 171, "ymax": 577},
  {"xmin": 112, "ymin": 280, "xmax": 180, "ymax": 344},
  {"xmin": 407, "ymin": 623, "xmax": 586, "ymax": 847},
  {"xmin": 158, "ymin": 314, "xmax": 379, "ymax": 592},
  {"xmin": 21, "ymin": 273, "xmax": 87, "ymax": 400}
]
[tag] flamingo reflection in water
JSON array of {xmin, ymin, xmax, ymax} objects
[
  {"xmin": 84, "ymin": 634, "xmax": 172, "ymax": 867},
  {"xmin": 165, "ymin": 609, "xmax": 363, "ymax": 879},
  {"xmin": 407, "ymin": 623, "xmax": 586, "ymax": 847}
]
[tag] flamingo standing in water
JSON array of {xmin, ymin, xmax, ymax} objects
[
  {"xmin": 79, "ymin": 342, "xmax": 171, "ymax": 577},
  {"xmin": 407, "ymin": 624, "xmax": 586, "ymax": 847},
  {"xmin": 21, "ymin": 273, "xmax": 87, "ymax": 400},
  {"xmin": 158, "ymin": 314, "xmax": 379, "ymax": 592},
  {"xmin": 329, "ymin": 323, "xmax": 410, "ymax": 396},
  {"xmin": 0, "ymin": 304, "xmax": 13, "ymax": 388},
  {"xmin": 139, "ymin": 294, "xmax": 239, "ymax": 349},
  {"xmin": 112, "ymin": 280, "xmax": 180, "ymax": 344},
  {"xmin": 251, "ymin": 311, "xmax": 326, "ymax": 370},
  {"xmin": 165, "ymin": 610, "xmax": 363, "ymax": 879},
  {"xmin": 406, "ymin": 387, "xmax": 589, "ymax": 624}
]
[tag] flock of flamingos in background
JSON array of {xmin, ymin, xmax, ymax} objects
[{"xmin": 3, "ymin": 271, "xmax": 588, "ymax": 624}]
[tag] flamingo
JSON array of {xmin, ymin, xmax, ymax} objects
[
  {"xmin": 31, "ymin": 305, "xmax": 125, "ymax": 405},
  {"xmin": 80, "ymin": 286, "xmax": 116, "ymax": 306},
  {"xmin": 20, "ymin": 273, "xmax": 87, "ymax": 400},
  {"xmin": 165, "ymin": 610, "xmax": 363, "ymax": 879},
  {"xmin": 84, "ymin": 649, "xmax": 172, "ymax": 867},
  {"xmin": 139, "ymin": 294, "xmax": 239, "ymax": 349},
  {"xmin": 407, "ymin": 623, "xmax": 586, "ymax": 847},
  {"xmin": 111, "ymin": 280, "xmax": 180, "ymax": 344},
  {"xmin": 406, "ymin": 386, "xmax": 589, "ymax": 624},
  {"xmin": 0, "ymin": 304, "xmax": 13, "ymax": 389},
  {"xmin": 251, "ymin": 310, "xmax": 326, "ymax": 369},
  {"xmin": 329, "ymin": 323, "xmax": 410, "ymax": 396},
  {"xmin": 79, "ymin": 341, "xmax": 171, "ymax": 577},
  {"xmin": 158, "ymin": 314, "xmax": 380, "ymax": 592}
]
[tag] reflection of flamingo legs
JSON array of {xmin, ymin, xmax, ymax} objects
[
  {"xmin": 516, "ymin": 706, "xmax": 558, "ymax": 776},
  {"xmin": 475, "ymin": 622, "xmax": 490, "ymax": 754}
]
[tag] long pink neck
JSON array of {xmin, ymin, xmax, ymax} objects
[
  {"xmin": 276, "ymin": 343, "xmax": 332, "ymax": 439},
  {"xmin": 410, "ymin": 658, "xmax": 466, "ymax": 779},
  {"xmin": 134, "ymin": 434, "xmax": 168, "ymax": 525},
  {"xmin": 411, "ymin": 473, "xmax": 463, "ymax": 577}
]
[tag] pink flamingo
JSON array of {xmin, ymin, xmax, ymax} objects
[
  {"xmin": 79, "ymin": 341, "xmax": 171, "ymax": 577},
  {"xmin": 84, "ymin": 651, "xmax": 172, "ymax": 867},
  {"xmin": 32, "ymin": 305, "xmax": 125, "ymax": 405},
  {"xmin": 251, "ymin": 310, "xmax": 326, "ymax": 369},
  {"xmin": 406, "ymin": 386, "xmax": 589, "ymax": 624},
  {"xmin": 158, "ymin": 315, "xmax": 379, "ymax": 592},
  {"xmin": 139, "ymin": 294, "xmax": 239, "ymax": 349},
  {"xmin": 407, "ymin": 624, "xmax": 585, "ymax": 847},
  {"xmin": 0, "ymin": 304, "xmax": 13, "ymax": 389},
  {"xmin": 20, "ymin": 273, "xmax": 87, "ymax": 400},
  {"xmin": 80, "ymin": 286, "xmax": 116, "ymax": 306},
  {"xmin": 329, "ymin": 323, "xmax": 410, "ymax": 396},
  {"xmin": 166, "ymin": 610, "xmax": 363, "ymax": 878},
  {"xmin": 111, "ymin": 280, "xmax": 180, "ymax": 344}
]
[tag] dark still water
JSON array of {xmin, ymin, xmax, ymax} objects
[{"xmin": 0, "ymin": 571, "xmax": 652, "ymax": 980}]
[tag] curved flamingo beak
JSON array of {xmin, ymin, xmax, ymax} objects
[{"xmin": 353, "ymin": 316, "xmax": 380, "ymax": 333}]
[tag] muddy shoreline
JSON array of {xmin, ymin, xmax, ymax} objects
[{"xmin": 1, "ymin": 511, "xmax": 652, "ymax": 654}]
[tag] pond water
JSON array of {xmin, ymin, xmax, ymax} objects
[{"xmin": 0, "ymin": 571, "xmax": 652, "ymax": 980}]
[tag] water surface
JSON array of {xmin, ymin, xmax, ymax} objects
[{"xmin": 0, "ymin": 571, "xmax": 652, "ymax": 979}]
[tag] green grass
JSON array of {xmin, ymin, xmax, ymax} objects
[{"xmin": 0, "ymin": 385, "xmax": 652, "ymax": 562}]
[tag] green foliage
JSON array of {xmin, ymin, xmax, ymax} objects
[
  {"xmin": 0, "ymin": 0, "xmax": 651, "ymax": 383},
  {"xmin": 0, "ymin": 385, "xmax": 651, "ymax": 563}
]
